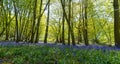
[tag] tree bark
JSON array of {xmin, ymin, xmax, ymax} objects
[
  {"xmin": 44, "ymin": 0, "xmax": 50, "ymax": 44},
  {"xmin": 13, "ymin": 1, "xmax": 19, "ymax": 43},
  {"xmin": 114, "ymin": 0, "xmax": 120, "ymax": 47},
  {"xmin": 61, "ymin": 0, "xmax": 75, "ymax": 45},
  {"xmin": 35, "ymin": 0, "xmax": 43, "ymax": 43},
  {"xmin": 62, "ymin": 13, "xmax": 65, "ymax": 45},
  {"xmin": 30, "ymin": 0, "xmax": 37, "ymax": 43}
]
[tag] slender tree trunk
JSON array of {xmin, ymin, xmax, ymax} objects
[
  {"xmin": 78, "ymin": 21, "xmax": 82, "ymax": 44},
  {"xmin": 68, "ymin": 0, "xmax": 71, "ymax": 45},
  {"xmin": 5, "ymin": 10, "xmax": 8, "ymax": 40},
  {"xmin": 82, "ymin": 0, "xmax": 89, "ymax": 45},
  {"xmin": 13, "ymin": 1, "xmax": 19, "ymax": 43},
  {"xmin": 5, "ymin": 19, "xmax": 9, "ymax": 40},
  {"xmin": 35, "ymin": 0, "xmax": 43, "ymax": 43},
  {"xmin": 44, "ymin": 0, "xmax": 50, "ymax": 44},
  {"xmin": 58, "ymin": 18, "xmax": 62, "ymax": 43},
  {"xmin": 114, "ymin": 0, "xmax": 120, "ymax": 47},
  {"xmin": 71, "ymin": 0, "xmax": 75, "ymax": 45},
  {"xmin": 62, "ymin": 14, "xmax": 65, "ymax": 45},
  {"xmin": 30, "ymin": 0, "xmax": 37, "ymax": 43},
  {"xmin": 35, "ymin": 0, "xmax": 48, "ymax": 43},
  {"xmin": 61, "ymin": 0, "xmax": 75, "ymax": 45},
  {"xmin": 84, "ymin": 1, "xmax": 89, "ymax": 45},
  {"xmin": 78, "ymin": 1, "xmax": 82, "ymax": 44}
]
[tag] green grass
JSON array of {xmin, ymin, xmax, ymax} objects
[{"xmin": 0, "ymin": 45, "xmax": 120, "ymax": 64}]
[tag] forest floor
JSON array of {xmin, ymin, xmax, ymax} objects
[
  {"xmin": 0, "ymin": 41, "xmax": 120, "ymax": 64},
  {"xmin": 0, "ymin": 41, "xmax": 120, "ymax": 51}
]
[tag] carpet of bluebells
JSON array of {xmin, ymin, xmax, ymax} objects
[{"xmin": 0, "ymin": 42, "xmax": 120, "ymax": 64}]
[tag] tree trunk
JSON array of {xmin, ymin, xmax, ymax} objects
[
  {"xmin": 35, "ymin": 0, "xmax": 43, "ymax": 43},
  {"xmin": 30, "ymin": 0, "xmax": 37, "ymax": 43},
  {"xmin": 82, "ymin": 0, "xmax": 89, "ymax": 45},
  {"xmin": 114, "ymin": 0, "xmax": 120, "ymax": 47},
  {"xmin": 62, "ymin": 14, "xmax": 65, "ymax": 45},
  {"xmin": 13, "ymin": 1, "xmax": 19, "ymax": 43},
  {"xmin": 44, "ymin": 0, "xmax": 50, "ymax": 44},
  {"xmin": 71, "ymin": 0, "xmax": 75, "ymax": 45},
  {"xmin": 61, "ymin": 0, "xmax": 75, "ymax": 45}
]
